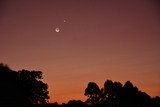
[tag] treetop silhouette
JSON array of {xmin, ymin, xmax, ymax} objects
[
  {"xmin": 0, "ymin": 63, "xmax": 160, "ymax": 107},
  {"xmin": 84, "ymin": 82, "xmax": 101, "ymax": 105},
  {"xmin": 0, "ymin": 63, "xmax": 49, "ymax": 107},
  {"xmin": 84, "ymin": 80, "xmax": 157, "ymax": 107}
]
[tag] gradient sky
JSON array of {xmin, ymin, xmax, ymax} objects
[{"xmin": 0, "ymin": 0, "xmax": 160, "ymax": 103}]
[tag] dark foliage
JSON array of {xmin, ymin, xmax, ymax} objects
[
  {"xmin": 0, "ymin": 63, "xmax": 160, "ymax": 107},
  {"xmin": 84, "ymin": 80, "xmax": 159, "ymax": 107},
  {"xmin": 0, "ymin": 63, "xmax": 49, "ymax": 107},
  {"xmin": 84, "ymin": 82, "xmax": 101, "ymax": 105},
  {"xmin": 67, "ymin": 100, "xmax": 86, "ymax": 107},
  {"xmin": 18, "ymin": 69, "xmax": 49, "ymax": 104}
]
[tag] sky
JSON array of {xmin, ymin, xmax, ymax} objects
[{"xmin": 0, "ymin": 0, "xmax": 160, "ymax": 103}]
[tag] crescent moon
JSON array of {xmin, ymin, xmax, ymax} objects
[{"xmin": 55, "ymin": 28, "xmax": 60, "ymax": 32}]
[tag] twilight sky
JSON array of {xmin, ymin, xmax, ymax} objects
[{"xmin": 0, "ymin": 0, "xmax": 160, "ymax": 103}]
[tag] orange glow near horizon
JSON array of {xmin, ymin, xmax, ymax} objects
[{"xmin": 0, "ymin": 0, "xmax": 160, "ymax": 103}]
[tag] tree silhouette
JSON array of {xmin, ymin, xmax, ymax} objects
[
  {"xmin": 119, "ymin": 81, "xmax": 138, "ymax": 107},
  {"xmin": 101, "ymin": 80, "xmax": 122, "ymax": 107},
  {"xmin": 0, "ymin": 63, "xmax": 49, "ymax": 107},
  {"xmin": 0, "ymin": 63, "xmax": 29, "ymax": 107},
  {"xmin": 103, "ymin": 80, "xmax": 122, "ymax": 99},
  {"xmin": 1, "ymin": 63, "xmax": 160, "ymax": 107},
  {"xmin": 84, "ymin": 82, "xmax": 101, "ymax": 105},
  {"xmin": 152, "ymin": 96, "xmax": 160, "ymax": 107},
  {"xmin": 18, "ymin": 69, "xmax": 49, "ymax": 104},
  {"xmin": 84, "ymin": 80, "xmax": 157, "ymax": 107}
]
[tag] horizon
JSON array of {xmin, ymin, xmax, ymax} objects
[
  {"xmin": 0, "ymin": 0, "xmax": 160, "ymax": 103},
  {"xmin": 0, "ymin": 63, "xmax": 159, "ymax": 104}
]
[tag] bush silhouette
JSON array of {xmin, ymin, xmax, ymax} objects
[{"xmin": 67, "ymin": 100, "xmax": 86, "ymax": 107}]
